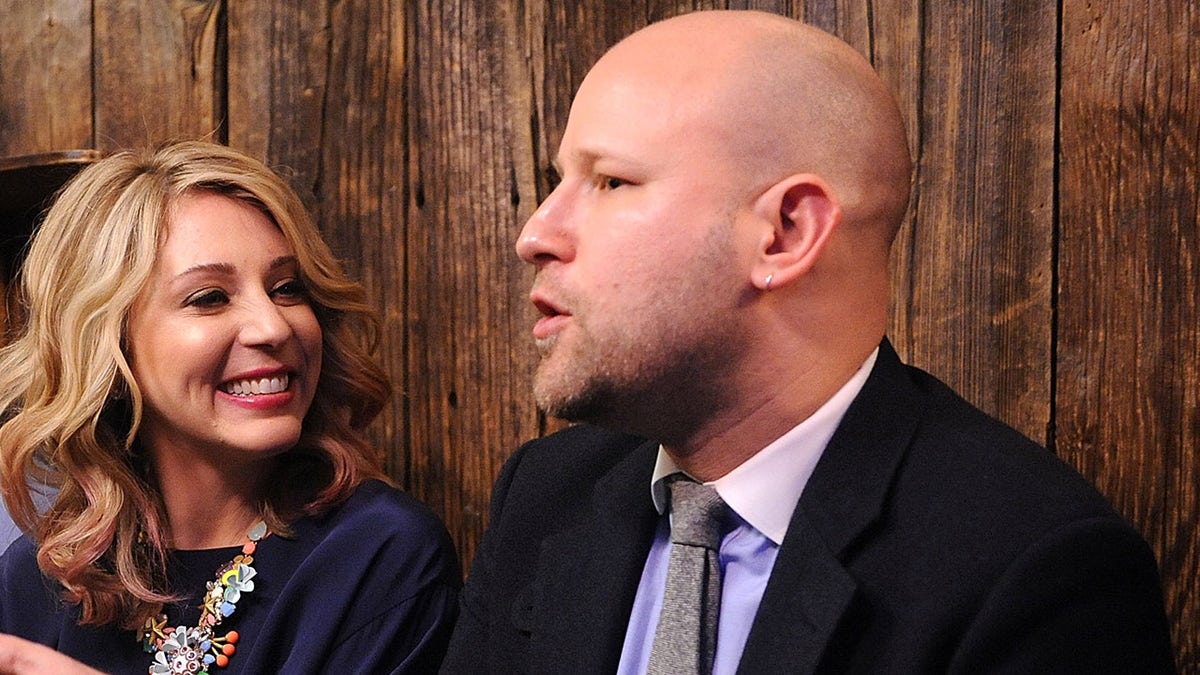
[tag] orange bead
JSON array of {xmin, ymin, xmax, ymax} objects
[
  {"xmin": 242, "ymin": 542, "xmax": 256, "ymax": 555},
  {"xmin": 226, "ymin": 631, "xmax": 239, "ymax": 644},
  {"xmin": 222, "ymin": 643, "xmax": 237, "ymax": 656},
  {"xmin": 215, "ymin": 655, "xmax": 229, "ymax": 667}
]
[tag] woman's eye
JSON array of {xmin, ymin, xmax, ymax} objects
[
  {"xmin": 271, "ymin": 279, "xmax": 308, "ymax": 303},
  {"xmin": 186, "ymin": 289, "xmax": 229, "ymax": 308}
]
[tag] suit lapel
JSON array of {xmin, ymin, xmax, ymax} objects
[
  {"xmin": 739, "ymin": 340, "xmax": 922, "ymax": 674},
  {"xmin": 527, "ymin": 439, "xmax": 660, "ymax": 675}
]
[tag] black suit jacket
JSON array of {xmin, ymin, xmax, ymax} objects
[{"xmin": 443, "ymin": 341, "xmax": 1175, "ymax": 673}]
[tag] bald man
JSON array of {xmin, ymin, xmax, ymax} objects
[{"xmin": 442, "ymin": 10, "xmax": 1175, "ymax": 674}]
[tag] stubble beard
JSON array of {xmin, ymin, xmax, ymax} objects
[
  {"xmin": 531, "ymin": 329, "xmax": 637, "ymax": 424},
  {"xmin": 531, "ymin": 225, "xmax": 742, "ymax": 435},
  {"xmin": 533, "ymin": 316, "xmax": 740, "ymax": 440}
]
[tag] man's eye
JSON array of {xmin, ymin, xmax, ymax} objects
[
  {"xmin": 186, "ymin": 289, "xmax": 228, "ymax": 308},
  {"xmin": 601, "ymin": 176, "xmax": 626, "ymax": 190}
]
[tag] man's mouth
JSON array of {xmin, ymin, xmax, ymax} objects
[{"xmin": 532, "ymin": 297, "xmax": 563, "ymax": 318}]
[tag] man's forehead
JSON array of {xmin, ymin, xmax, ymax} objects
[{"xmin": 560, "ymin": 72, "xmax": 712, "ymax": 152}]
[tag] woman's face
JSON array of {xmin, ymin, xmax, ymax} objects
[{"xmin": 125, "ymin": 190, "xmax": 323, "ymax": 472}]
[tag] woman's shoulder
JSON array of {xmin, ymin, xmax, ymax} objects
[
  {"xmin": 284, "ymin": 479, "xmax": 458, "ymax": 578},
  {"xmin": 1, "ymin": 535, "xmax": 52, "ymax": 593},
  {"xmin": 0, "ymin": 536, "xmax": 69, "ymax": 638},
  {"xmin": 326, "ymin": 479, "xmax": 451, "ymax": 539},
  {"xmin": 243, "ymin": 481, "xmax": 460, "ymax": 673}
]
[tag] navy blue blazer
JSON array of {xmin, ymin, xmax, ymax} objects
[{"xmin": 443, "ymin": 340, "xmax": 1175, "ymax": 673}]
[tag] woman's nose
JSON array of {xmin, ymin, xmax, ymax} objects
[{"xmin": 238, "ymin": 298, "xmax": 293, "ymax": 348}]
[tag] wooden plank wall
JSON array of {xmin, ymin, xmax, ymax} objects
[{"xmin": 0, "ymin": 0, "xmax": 1195, "ymax": 667}]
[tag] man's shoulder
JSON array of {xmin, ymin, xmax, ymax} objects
[
  {"xmin": 485, "ymin": 425, "xmax": 654, "ymax": 534},
  {"xmin": 900, "ymin": 364, "xmax": 1115, "ymax": 518},
  {"xmin": 513, "ymin": 424, "xmax": 650, "ymax": 474},
  {"xmin": 831, "ymin": 354, "xmax": 1134, "ymax": 579},
  {"xmin": 817, "ymin": 345, "xmax": 1129, "ymax": 555}
]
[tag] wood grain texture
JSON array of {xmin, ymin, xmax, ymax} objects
[
  {"xmin": 293, "ymin": 0, "xmax": 403, "ymax": 481},
  {"xmin": 226, "ymin": 1, "xmax": 329, "ymax": 211},
  {"xmin": 0, "ymin": 0, "xmax": 92, "ymax": 156},
  {"xmin": 1058, "ymin": 1, "xmax": 1199, "ymax": 667},
  {"xmin": 888, "ymin": 1, "xmax": 1057, "ymax": 445},
  {"xmin": 403, "ymin": 0, "xmax": 544, "ymax": 565},
  {"xmin": 0, "ymin": 0, "xmax": 1195, "ymax": 666},
  {"xmin": 93, "ymin": 0, "xmax": 224, "ymax": 150}
]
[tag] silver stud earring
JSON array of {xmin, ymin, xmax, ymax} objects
[{"xmin": 764, "ymin": 273, "xmax": 774, "ymax": 291}]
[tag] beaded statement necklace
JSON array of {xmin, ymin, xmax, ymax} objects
[{"xmin": 138, "ymin": 520, "xmax": 269, "ymax": 675}]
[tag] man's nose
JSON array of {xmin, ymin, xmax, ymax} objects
[{"xmin": 515, "ymin": 187, "xmax": 574, "ymax": 266}]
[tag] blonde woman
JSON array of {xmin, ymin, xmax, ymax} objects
[{"xmin": 0, "ymin": 141, "xmax": 458, "ymax": 674}]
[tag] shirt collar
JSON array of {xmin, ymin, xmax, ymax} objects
[{"xmin": 650, "ymin": 348, "xmax": 878, "ymax": 544}]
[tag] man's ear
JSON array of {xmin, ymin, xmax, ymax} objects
[{"xmin": 750, "ymin": 173, "xmax": 842, "ymax": 291}]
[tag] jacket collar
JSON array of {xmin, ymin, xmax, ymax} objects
[
  {"xmin": 738, "ymin": 339, "xmax": 922, "ymax": 673},
  {"xmin": 524, "ymin": 340, "xmax": 922, "ymax": 675},
  {"xmin": 526, "ymin": 438, "xmax": 660, "ymax": 674}
]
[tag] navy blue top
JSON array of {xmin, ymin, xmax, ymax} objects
[{"xmin": 0, "ymin": 480, "xmax": 460, "ymax": 673}]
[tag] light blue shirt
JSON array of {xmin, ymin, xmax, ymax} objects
[
  {"xmin": 0, "ymin": 481, "xmax": 56, "ymax": 554},
  {"xmin": 0, "ymin": 507, "xmax": 20, "ymax": 554},
  {"xmin": 616, "ymin": 349, "xmax": 878, "ymax": 674}
]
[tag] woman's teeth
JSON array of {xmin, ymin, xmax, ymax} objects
[{"xmin": 223, "ymin": 374, "xmax": 289, "ymax": 396}]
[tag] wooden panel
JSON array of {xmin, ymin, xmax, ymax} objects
[
  {"xmin": 226, "ymin": 1, "xmax": 329, "ymax": 210},
  {"xmin": 0, "ymin": 1, "xmax": 92, "ymax": 157},
  {"xmin": 0, "ymin": 0, "xmax": 92, "ymax": 353},
  {"xmin": 404, "ymin": 0, "xmax": 549, "ymax": 566},
  {"xmin": 93, "ymin": 0, "xmax": 224, "ymax": 150},
  {"xmin": 1058, "ymin": 1, "xmax": 1199, "ymax": 667},
  {"xmin": 887, "ymin": 2, "xmax": 1057, "ymax": 444},
  {"xmin": 302, "ymin": 0, "xmax": 408, "ymax": 480},
  {"xmin": 797, "ymin": 0, "xmax": 870, "ymax": 42},
  {"xmin": 0, "ymin": 0, "xmax": 92, "ymax": 157},
  {"xmin": 0, "ymin": 0, "xmax": 1194, "ymax": 665}
]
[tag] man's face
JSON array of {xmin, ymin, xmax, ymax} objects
[{"xmin": 515, "ymin": 58, "xmax": 757, "ymax": 429}]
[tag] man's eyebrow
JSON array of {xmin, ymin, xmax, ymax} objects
[{"xmin": 555, "ymin": 146, "xmax": 608, "ymax": 171}]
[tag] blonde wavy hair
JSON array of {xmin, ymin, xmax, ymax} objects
[{"xmin": 0, "ymin": 140, "xmax": 391, "ymax": 630}]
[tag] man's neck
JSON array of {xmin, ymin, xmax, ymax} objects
[{"xmin": 664, "ymin": 344, "xmax": 877, "ymax": 482}]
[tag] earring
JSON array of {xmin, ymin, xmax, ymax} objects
[{"xmin": 764, "ymin": 273, "xmax": 774, "ymax": 291}]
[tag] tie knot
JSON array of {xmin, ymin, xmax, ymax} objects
[{"xmin": 666, "ymin": 476, "xmax": 725, "ymax": 549}]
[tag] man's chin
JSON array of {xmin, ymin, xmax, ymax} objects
[
  {"xmin": 535, "ymin": 391, "xmax": 598, "ymax": 424},
  {"xmin": 533, "ymin": 378, "xmax": 612, "ymax": 425}
]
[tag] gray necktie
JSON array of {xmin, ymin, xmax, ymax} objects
[{"xmin": 647, "ymin": 475, "xmax": 726, "ymax": 675}]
